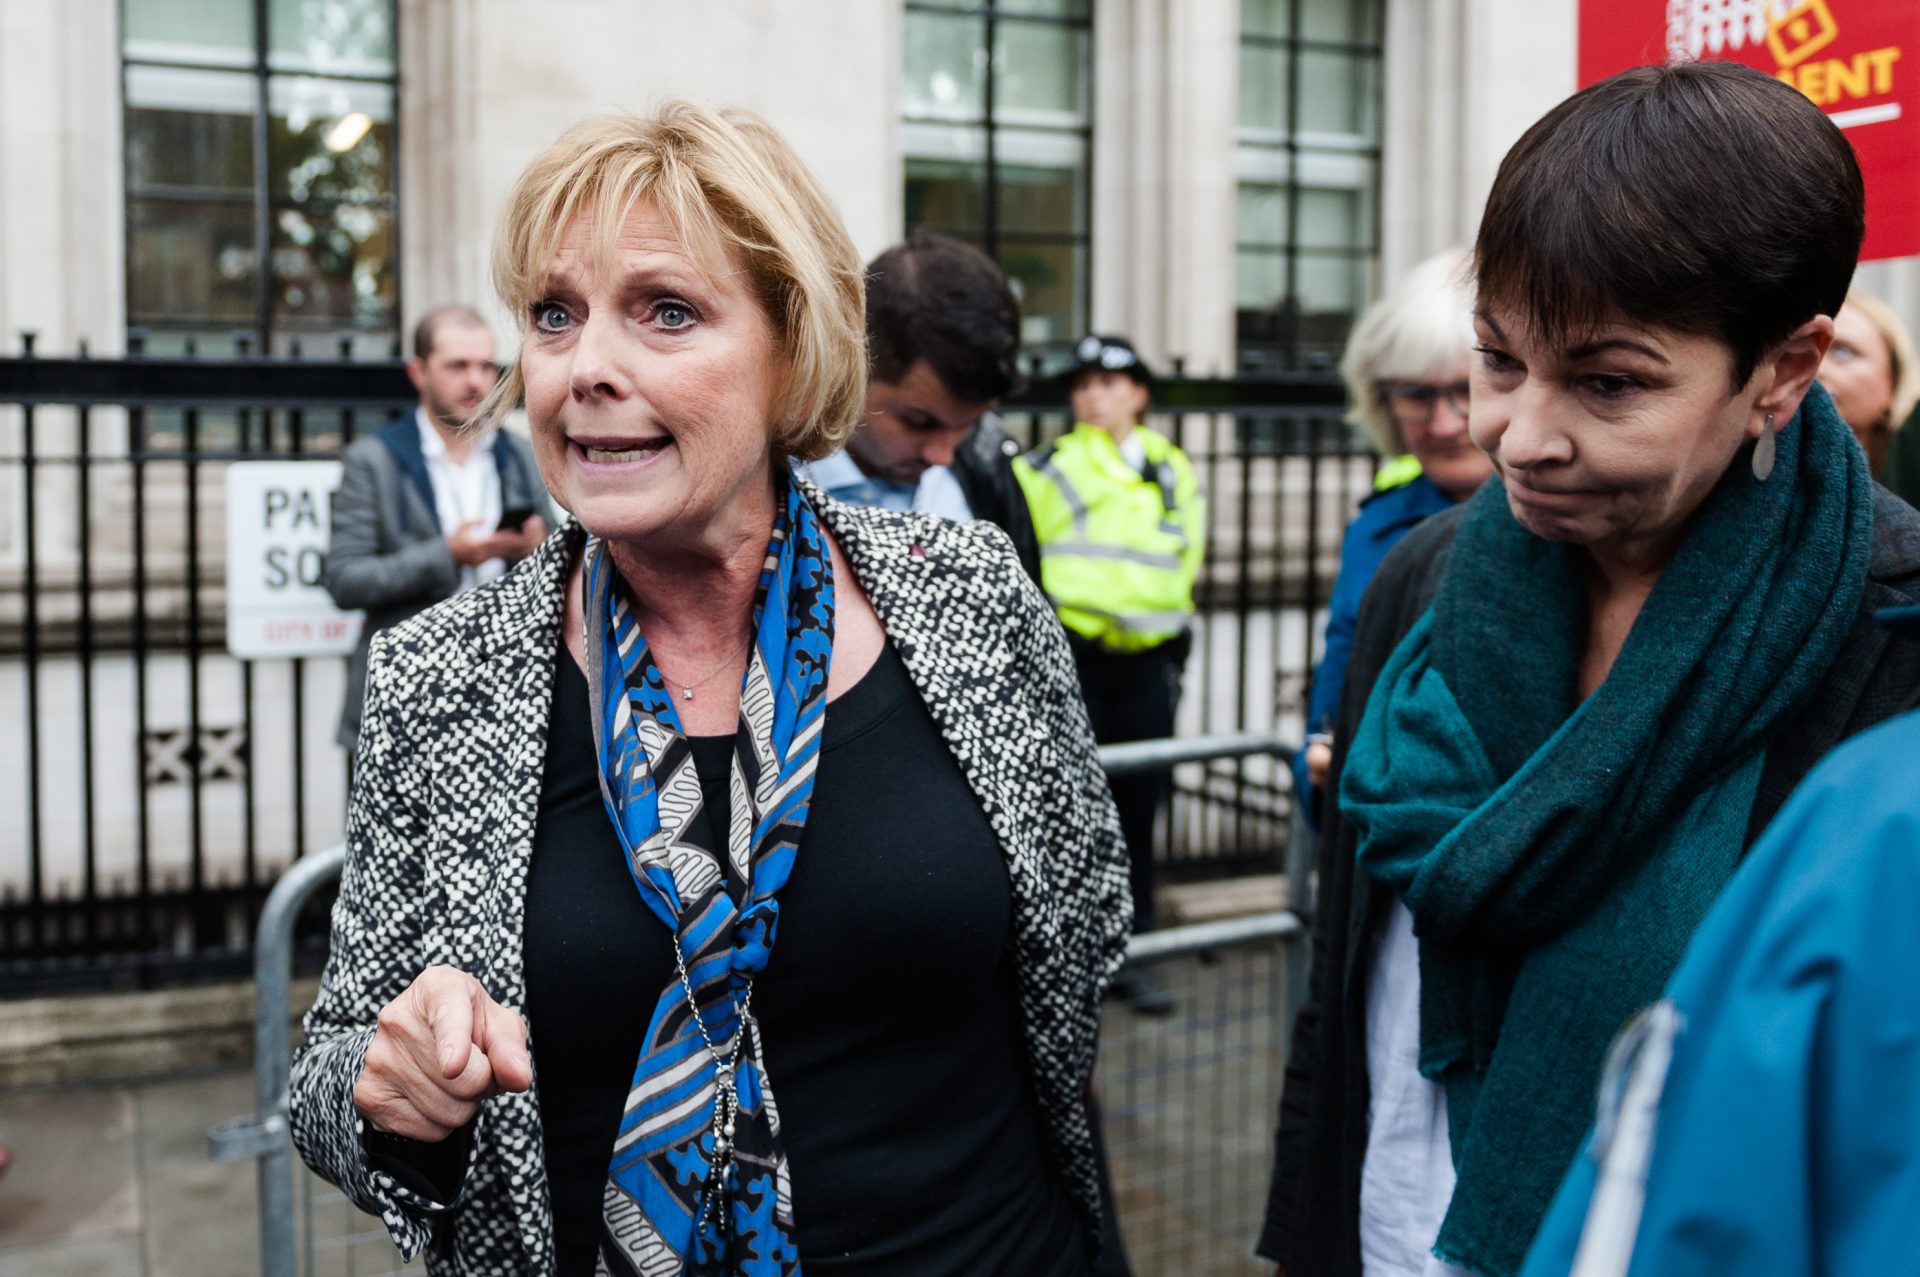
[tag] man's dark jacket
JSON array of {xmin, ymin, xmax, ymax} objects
[
  {"xmin": 324, "ymin": 415, "xmax": 551, "ymax": 748},
  {"xmin": 1257, "ymin": 488, "xmax": 1920, "ymax": 1276},
  {"xmin": 951, "ymin": 414, "xmax": 1043, "ymax": 586}
]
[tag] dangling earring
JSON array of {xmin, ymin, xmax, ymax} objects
[{"xmin": 1752, "ymin": 413, "xmax": 1776, "ymax": 481}]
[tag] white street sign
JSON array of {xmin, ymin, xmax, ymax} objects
[{"xmin": 225, "ymin": 461, "xmax": 363, "ymax": 659}]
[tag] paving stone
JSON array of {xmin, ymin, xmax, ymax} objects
[
  {"xmin": 0, "ymin": 1085, "xmax": 140, "ymax": 1246},
  {"xmin": 132, "ymin": 1072, "xmax": 258, "ymax": 1276},
  {"xmin": 0, "ymin": 1232, "xmax": 143, "ymax": 1277},
  {"xmin": 136, "ymin": 1071, "xmax": 253, "ymax": 1166}
]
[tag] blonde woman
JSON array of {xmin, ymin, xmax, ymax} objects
[
  {"xmin": 1819, "ymin": 290, "xmax": 1920, "ymax": 478},
  {"xmin": 289, "ymin": 105, "xmax": 1129, "ymax": 1277}
]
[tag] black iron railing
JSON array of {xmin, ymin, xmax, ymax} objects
[{"xmin": 0, "ymin": 337, "xmax": 1372, "ymax": 993}]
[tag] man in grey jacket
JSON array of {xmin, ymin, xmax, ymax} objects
[{"xmin": 326, "ymin": 306, "xmax": 553, "ymax": 748}]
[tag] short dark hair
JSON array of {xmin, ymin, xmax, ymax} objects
[
  {"xmin": 1475, "ymin": 60, "xmax": 1864, "ymax": 390},
  {"xmin": 412, "ymin": 304, "xmax": 490, "ymax": 361},
  {"xmin": 866, "ymin": 232, "xmax": 1021, "ymax": 403}
]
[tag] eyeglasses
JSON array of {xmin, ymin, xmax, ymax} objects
[{"xmin": 1380, "ymin": 380, "xmax": 1471, "ymax": 425}]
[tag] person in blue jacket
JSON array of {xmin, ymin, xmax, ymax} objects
[
  {"xmin": 1293, "ymin": 251, "xmax": 1492, "ymax": 824},
  {"xmin": 1520, "ymin": 602, "xmax": 1920, "ymax": 1277}
]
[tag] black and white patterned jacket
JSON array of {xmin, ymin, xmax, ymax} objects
[{"xmin": 288, "ymin": 487, "xmax": 1133, "ymax": 1274}]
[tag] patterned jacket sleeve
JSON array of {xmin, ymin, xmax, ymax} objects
[
  {"xmin": 1009, "ymin": 539, "xmax": 1134, "ymax": 983},
  {"xmin": 287, "ymin": 627, "xmax": 478, "ymax": 1260}
]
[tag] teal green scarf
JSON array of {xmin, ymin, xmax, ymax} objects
[{"xmin": 1342, "ymin": 384, "xmax": 1873, "ymax": 1277}]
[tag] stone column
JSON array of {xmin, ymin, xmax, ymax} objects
[
  {"xmin": 1091, "ymin": 0, "xmax": 1238, "ymax": 375},
  {"xmin": 398, "ymin": 0, "xmax": 903, "ymax": 347},
  {"xmin": 1378, "ymin": 0, "xmax": 1576, "ymax": 288},
  {"xmin": 0, "ymin": 0, "xmax": 124, "ymax": 354}
]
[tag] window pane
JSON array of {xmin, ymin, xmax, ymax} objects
[
  {"xmin": 1236, "ymin": 249, "xmax": 1284, "ymax": 314},
  {"xmin": 1241, "ymin": 0, "xmax": 1292, "ymax": 38},
  {"xmin": 1296, "ymin": 252, "xmax": 1365, "ymax": 367},
  {"xmin": 125, "ymin": 67, "xmax": 255, "ymax": 192},
  {"xmin": 269, "ymin": 76, "xmax": 395, "ymax": 201},
  {"xmin": 266, "ymin": 328, "xmax": 397, "ymax": 360},
  {"xmin": 1298, "ymin": 49, "xmax": 1376, "ymax": 137},
  {"xmin": 129, "ymin": 199, "xmax": 257, "ymax": 324},
  {"xmin": 268, "ymin": 0, "xmax": 395, "ymax": 74},
  {"xmin": 904, "ymin": 12, "xmax": 985, "ymax": 121},
  {"xmin": 994, "ymin": 20, "xmax": 1086, "ymax": 119},
  {"xmin": 1297, "ymin": 252, "xmax": 1358, "ymax": 315},
  {"xmin": 1238, "ymin": 45, "xmax": 1289, "ymax": 131},
  {"xmin": 271, "ymin": 202, "xmax": 396, "ymax": 327},
  {"xmin": 123, "ymin": 0, "xmax": 254, "ymax": 64},
  {"xmin": 998, "ymin": 161, "xmax": 1083, "ymax": 236},
  {"xmin": 995, "ymin": 0, "xmax": 1089, "ymax": 16},
  {"xmin": 1302, "ymin": 0, "xmax": 1377, "ymax": 42},
  {"xmin": 1237, "ymin": 183, "xmax": 1286, "ymax": 251},
  {"xmin": 1298, "ymin": 186, "xmax": 1362, "ymax": 251},
  {"xmin": 905, "ymin": 156, "xmax": 987, "ymax": 234},
  {"xmin": 1000, "ymin": 239, "xmax": 1082, "ymax": 345},
  {"xmin": 134, "ymin": 329, "xmax": 247, "ymax": 358}
]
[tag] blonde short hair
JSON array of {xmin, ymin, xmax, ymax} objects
[
  {"xmin": 1341, "ymin": 250, "xmax": 1476, "ymax": 456},
  {"xmin": 477, "ymin": 104, "xmax": 866, "ymax": 460},
  {"xmin": 1843, "ymin": 290, "xmax": 1920, "ymax": 433}
]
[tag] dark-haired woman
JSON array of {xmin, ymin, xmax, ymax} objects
[{"xmin": 1259, "ymin": 61, "xmax": 1920, "ymax": 1277}]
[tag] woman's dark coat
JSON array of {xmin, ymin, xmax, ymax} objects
[{"xmin": 1257, "ymin": 488, "xmax": 1920, "ymax": 1277}]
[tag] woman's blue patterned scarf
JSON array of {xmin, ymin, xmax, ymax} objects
[{"xmin": 583, "ymin": 468, "xmax": 832, "ymax": 1276}]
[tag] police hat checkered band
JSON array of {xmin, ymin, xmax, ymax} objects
[{"xmin": 1076, "ymin": 336, "xmax": 1139, "ymax": 372}]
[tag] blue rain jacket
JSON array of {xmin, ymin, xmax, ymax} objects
[
  {"xmin": 1521, "ymin": 665, "xmax": 1920, "ymax": 1276},
  {"xmin": 1291, "ymin": 471, "xmax": 1454, "ymax": 826}
]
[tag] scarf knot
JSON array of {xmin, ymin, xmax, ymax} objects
[{"xmin": 730, "ymin": 901, "xmax": 780, "ymax": 979}]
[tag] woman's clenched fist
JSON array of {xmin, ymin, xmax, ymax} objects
[{"xmin": 353, "ymin": 965, "xmax": 534, "ymax": 1142}]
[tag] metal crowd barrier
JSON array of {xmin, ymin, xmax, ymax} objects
[{"xmin": 211, "ymin": 732, "xmax": 1315, "ymax": 1277}]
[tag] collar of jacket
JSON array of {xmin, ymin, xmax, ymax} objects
[
  {"xmin": 437, "ymin": 474, "xmax": 1055, "ymax": 1270},
  {"xmin": 377, "ymin": 412, "xmax": 526, "ymax": 536},
  {"xmin": 456, "ymin": 474, "xmax": 1027, "ymax": 674}
]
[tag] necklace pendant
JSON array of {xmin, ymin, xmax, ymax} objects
[{"xmin": 682, "ymin": 687, "xmax": 694, "ymax": 700}]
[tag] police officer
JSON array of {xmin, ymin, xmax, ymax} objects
[{"xmin": 1016, "ymin": 335, "xmax": 1205, "ymax": 968}]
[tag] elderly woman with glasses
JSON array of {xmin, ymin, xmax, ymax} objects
[
  {"xmin": 1292, "ymin": 251, "xmax": 1491, "ymax": 822},
  {"xmin": 287, "ymin": 104, "xmax": 1131, "ymax": 1277},
  {"xmin": 1261, "ymin": 62, "xmax": 1920, "ymax": 1277}
]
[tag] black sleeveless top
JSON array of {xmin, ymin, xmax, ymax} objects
[{"xmin": 522, "ymin": 645, "xmax": 1087, "ymax": 1276}]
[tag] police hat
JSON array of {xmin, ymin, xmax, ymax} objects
[{"xmin": 1070, "ymin": 334, "xmax": 1154, "ymax": 389}]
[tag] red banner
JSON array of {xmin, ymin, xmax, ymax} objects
[{"xmin": 1580, "ymin": 1, "xmax": 1920, "ymax": 261}]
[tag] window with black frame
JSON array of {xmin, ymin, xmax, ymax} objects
[
  {"xmin": 1235, "ymin": 0, "xmax": 1383, "ymax": 374},
  {"xmin": 901, "ymin": 0, "xmax": 1091, "ymax": 361},
  {"xmin": 122, "ymin": 0, "xmax": 399, "ymax": 360}
]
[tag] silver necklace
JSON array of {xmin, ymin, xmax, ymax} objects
[
  {"xmin": 653, "ymin": 630, "xmax": 754, "ymax": 701},
  {"xmin": 670, "ymin": 926, "xmax": 752, "ymax": 1239}
]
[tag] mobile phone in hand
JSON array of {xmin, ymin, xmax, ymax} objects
[{"xmin": 496, "ymin": 504, "xmax": 538, "ymax": 533}]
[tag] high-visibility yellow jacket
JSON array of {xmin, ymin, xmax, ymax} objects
[{"xmin": 1013, "ymin": 422, "xmax": 1206, "ymax": 654}]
